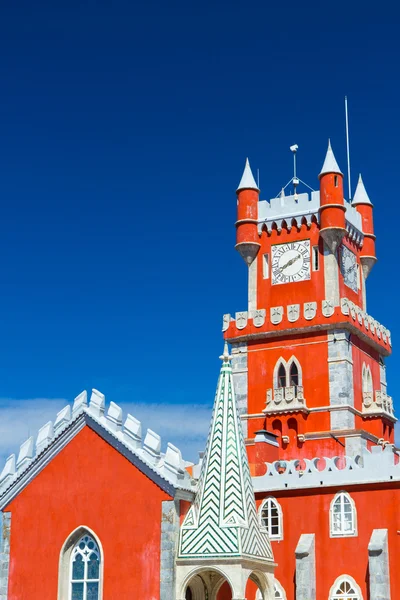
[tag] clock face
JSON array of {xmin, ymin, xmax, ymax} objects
[
  {"xmin": 341, "ymin": 245, "xmax": 358, "ymax": 293},
  {"xmin": 271, "ymin": 240, "xmax": 311, "ymax": 285}
]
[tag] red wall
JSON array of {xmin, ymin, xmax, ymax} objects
[
  {"xmin": 257, "ymin": 485, "xmax": 400, "ymax": 600},
  {"xmin": 5, "ymin": 426, "xmax": 171, "ymax": 600}
]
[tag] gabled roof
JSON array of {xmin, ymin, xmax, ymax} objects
[
  {"xmin": 178, "ymin": 344, "xmax": 273, "ymax": 562},
  {"xmin": 319, "ymin": 140, "xmax": 343, "ymax": 178},
  {"xmin": 352, "ymin": 174, "xmax": 373, "ymax": 206},
  {"xmin": 0, "ymin": 389, "xmax": 194, "ymax": 509},
  {"xmin": 236, "ymin": 158, "xmax": 259, "ymax": 192}
]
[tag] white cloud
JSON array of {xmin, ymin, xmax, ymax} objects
[{"xmin": 0, "ymin": 398, "xmax": 211, "ymax": 470}]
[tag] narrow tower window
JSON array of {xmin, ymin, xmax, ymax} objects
[
  {"xmin": 277, "ymin": 364, "xmax": 286, "ymax": 388},
  {"xmin": 263, "ymin": 254, "xmax": 269, "ymax": 279},
  {"xmin": 334, "ymin": 175, "xmax": 339, "ymax": 187},
  {"xmin": 289, "ymin": 363, "xmax": 299, "ymax": 389},
  {"xmin": 330, "ymin": 492, "xmax": 357, "ymax": 537},
  {"xmin": 259, "ymin": 497, "xmax": 283, "ymax": 539},
  {"xmin": 312, "ymin": 246, "xmax": 319, "ymax": 271}
]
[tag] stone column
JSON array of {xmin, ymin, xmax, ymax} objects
[
  {"xmin": 368, "ymin": 529, "xmax": 390, "ymax": 600},
  {"xmin": 0, "ymin": 512, "xmax": 11, "ymax": 600},
  {"xmin": 160, "ymin": 500, "xmax": 180, "ymax": 600},
  {"xmin": 231, "ymin": 342, "xmax": 248, "ymax": 438},
  {"xmin": 295, "ymin": 533, "xmax": 316, "ymax": 600},
  {"xmin": 327, "ymin": 330, "xmax": 355, "ymax": 431}
]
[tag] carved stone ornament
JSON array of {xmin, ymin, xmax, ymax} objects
[
  {"xmin": 369, "ymin": 317, "xmax": 375, "ymax": 334},
  {"xmin": 376, "ymin": 325, "xmax": 382, "ymax": 339},
  {"xmin": 350, "ymin": 303, "xmax": 356, "ymax": 320},
  {"xmin": 304, "ymin": 301, "xmax": 317, "ymax": 321},
  {"xmin": 253, "ymin": 309, "xmax": 266, "ymax": 328},
  {"xmin": 287, "ymin": 304, "xmax": 300, "ymax": 323},
  {"xmin": 357, "ymin": 309, "xmax": 363, "ymax": 325},
  {"xmin": 364, "ymin": 314, "xmax": 369, "ymax": 330},
  {"xmin": 235, "ymin": 311, "xmax": 248, "ymax": 330},
  {"xmin": 322, "ymin": 299, "xmax": 334, "ymax": 318},
  {"xmin": 340, "ymin": 297, "xmax": 350, "ymax": 315},
  {"xmin": 382, "ymin": 329, "xmax": 387, "ymax": 343},
  {"xmin": 270, "ymin": 306, "xmax": 283, "ymax": 325},
  {"xmin": 222, "ymin": 313, "xmax": 231, "ymax": 332}
]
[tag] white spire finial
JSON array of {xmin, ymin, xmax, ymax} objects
[
  {"xmin": 319, "ymin": 140, "xmax": 343, "ymax": 178},
  {"xmin": 220, "ymin": 341, "xmax": 231, "ymax": 363},
  {"xmin": 236, "ymin": 158, "xmax": 260, "ymax": 192},
  {"xmin": 352, "ymin": 174, "xmax": 372, "ymax": 206}
]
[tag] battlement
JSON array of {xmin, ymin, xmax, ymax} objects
[
  {"xmin": 257, "ymin": 192, "xmax": 363, "ymax": 244},
  {"xmin": 0, "ymin": 389, "xmax": 194, "ymax": 507},
  {"xmin": 223, "ymin": 297, "xmax": 391, "ymax": 356},
  {"xmin": 253, "ymin": 445, "xmax": 400, "ymax": 492}
]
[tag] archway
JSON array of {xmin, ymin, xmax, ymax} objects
[{"xmin": 181, "ymin": 568, "xmax": 234, "ymax": 600}]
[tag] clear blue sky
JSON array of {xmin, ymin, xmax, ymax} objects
[{"xmin": 0, "ymin": 1, "xmax": 398, "ymax": 461}]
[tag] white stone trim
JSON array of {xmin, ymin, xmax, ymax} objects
[{"xmin": 328, "ymin": 575, "xmax": 363, "ymax": 599}]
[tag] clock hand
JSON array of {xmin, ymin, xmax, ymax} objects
[{"xmin": 280, "ymin": 253, "xmax": 301, "ymax": 272}]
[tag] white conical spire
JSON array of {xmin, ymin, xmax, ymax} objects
[
  {"xmin": 319, "ymin": 140, "xmax": 343, "ymax": 178},
  {"xmin": 236, "ymin": 158, "xmax": 259, "ymax": 192},
  {"xmin": 352, "ymin": 174, "xmax": 372, "ymax": 206}
]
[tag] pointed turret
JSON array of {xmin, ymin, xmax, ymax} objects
[
  {"xmin": 353, "ymin": 174, "xmax": 376, "ymax": 278},
  {"xmin": 318, "ymin": 140, "xmax": 346, "ymax": 254},
  {"xmin": 176, "ymin": 344, "xmax": 274, "ymax": 598},
  {"xmin": 235, "ymin": 158, "xmax": 261, "ymax": 265}
]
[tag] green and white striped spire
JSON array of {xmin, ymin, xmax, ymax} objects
[{"xmin": 178, "ymin": 343, "xmax": 273, "ymax": 561}]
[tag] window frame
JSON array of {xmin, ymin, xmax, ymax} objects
[
  {"xmin": 329, "ymin": 575, "xmax": 363, "ymax": 599},
  {"xmin": 259, "ymin": 497, "xmax": 283, "ymax": 541},
  {"xmin": 58, "ymin": 526, "xmax": 104, "ymax": 600},
  {"xmin": 329, "ymin": 492, "xmax": 357, "ymax": 538}
]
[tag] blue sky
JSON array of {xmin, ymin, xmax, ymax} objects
[{"xmin": 0, "ymin": 2, "xmax": 398, "ymax": 463}]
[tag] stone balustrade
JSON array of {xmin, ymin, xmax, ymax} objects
[
  {"xmin": 264, "ymin": 385, "xmax": 308, "ymax": 413},
  {"xmin": 363, "ymin": 390, "xmax": 394, "ymax": 418}
]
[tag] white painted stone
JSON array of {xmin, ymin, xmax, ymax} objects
[
  {"xmin": 89, "ymin": 389, "xmax": 105, "ymax": 418},
  {"xmin": 54, "ymin": 405, "xmax": 71, "ymax": 433},
  {"xmin": 253, "ymin": 309, "xmax": 266, "ymax": 327},
  {"xmin": 340, "ymin": 297, "xmax": 349, "ymax": 315},
  {"xmin": 222, "ymin": 313, "xmax": 230, "ymax": 332},
  {"xmin": 122, "ymin": 414, "xmax": 142, "ymax": 449},
  {"xmin": 368, "ymin": 529, "xmax": 390, "ymax": 600},
  {"xmin": 236, "ymin": 311, "xmax": 248, "ymax": 330},
  {"xmin": 322, "ymin": 299, "xmax": 335, "ymax": 317},
  {"xmin": 287, "ymin": 304, "xmax": 300, "ymax": 323},
  {"xmin": 304, "ymin": 302, "xmax": 317, "ymax": 320},
  {"xmin": 36, "ymin": 422, "xmax": 54, "ymax": 454},
  {"xmin": 270, "ymin": 306, "xmax": 283, "ymax": 325},
  {"xmin": 106, "ymin": 401, "xmax": 123, "ymax": 432},
  {"xmin": 16, "ymin": 437, "xmax": 34, "ymax": 471},
  {"xmin": 295, "ymin": 534, "xmax": 316, "ymax": 600},
  {"xmin": 0, "ymin": 455, "xmax": 15, "ymax": 485},
  {"xmin": 72, "ymin": 390, "xmax": 87, "ymax": 416},
  {"xmin": 143, "ymin": 428, "xmax": 161, "ymax": 464}
]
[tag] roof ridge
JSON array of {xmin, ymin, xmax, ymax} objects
[{"xmin": 0, "ymin": 389, "xmax": 194, "ymax": 502}]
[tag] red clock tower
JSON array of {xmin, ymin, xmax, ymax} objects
[{"xmin": 225, "ymin": 141, "xmax": 393, "ymax": 462}]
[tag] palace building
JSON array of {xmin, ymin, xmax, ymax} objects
[{"xmin": 0, "ymin": 141, "xmax": 397, "ymax": 600}]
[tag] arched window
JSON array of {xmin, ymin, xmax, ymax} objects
[
  {"xmin": 330, "ymin": 492, "xmax": 357, "ymax": 537},
  {"xmin": 277, "ymin": 364, "xmax": 286, "ymax": 388},
  {"xmin": 329, "ymin": 576, "xmax": 362, "ymax": 599},
  {"xmin": 70, "ymin": 534, "xmax": 101, "ymax": 599},
  {"xmin": 58, "ymin": 527, "xmax": 103, "ymax": 600},
  {"xmin": 259, "ymin": 497, "xmax": 283, "ymax": 540},
  {"xmin": 362, "ymin": 364, "xmax": 373, "ymax": 393},
  {"xmin": 289, "ymin": 362, "xmax": 299, "ymax": 388}
]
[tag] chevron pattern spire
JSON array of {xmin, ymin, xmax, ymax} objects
[{"xmin": 178, "ymin": 343, "xmax": 273, "ymax": 561}]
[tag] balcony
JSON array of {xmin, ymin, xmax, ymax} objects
[
  {"xmin": 264, "ymin": 385, "xmax": 308, "ymax": 414},
  {"xmin": 362, "ymin": 391, "xmax": 395, "ymax": 419}
]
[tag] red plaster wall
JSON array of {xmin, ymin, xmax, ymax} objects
[
  {"xmin": 257, "ymin": 485, "xmax": 400, "ymax": 600},
  {"xmin": 5, "ymin": 426, "xmax": 171, "ymax": 600}
]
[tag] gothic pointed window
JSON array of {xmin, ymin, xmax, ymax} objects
[
  {"xmin": 70, "ymin": 534, "xmax": 101, "ymax": 600},
  {"xmin": 330, "ymin": 576, "xmax": 362, "ymax": 599},
  {"xmin": 277, "ymin": 364, "xmax": 286, "ymax": 388},
  {"xmin": 362, "ymin": 364, "xmax": 373, "ymax": 393},
  {"xmin": 259, "ymin": 497, "xmax": 283, "ymax": 540},
  {"xmin": 330, "ymin": 492, "xmax": 357, "ymax": 537},
  {"xmin": 289, "ymin": 362, "xmax": 299, "ymax": 388}
]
